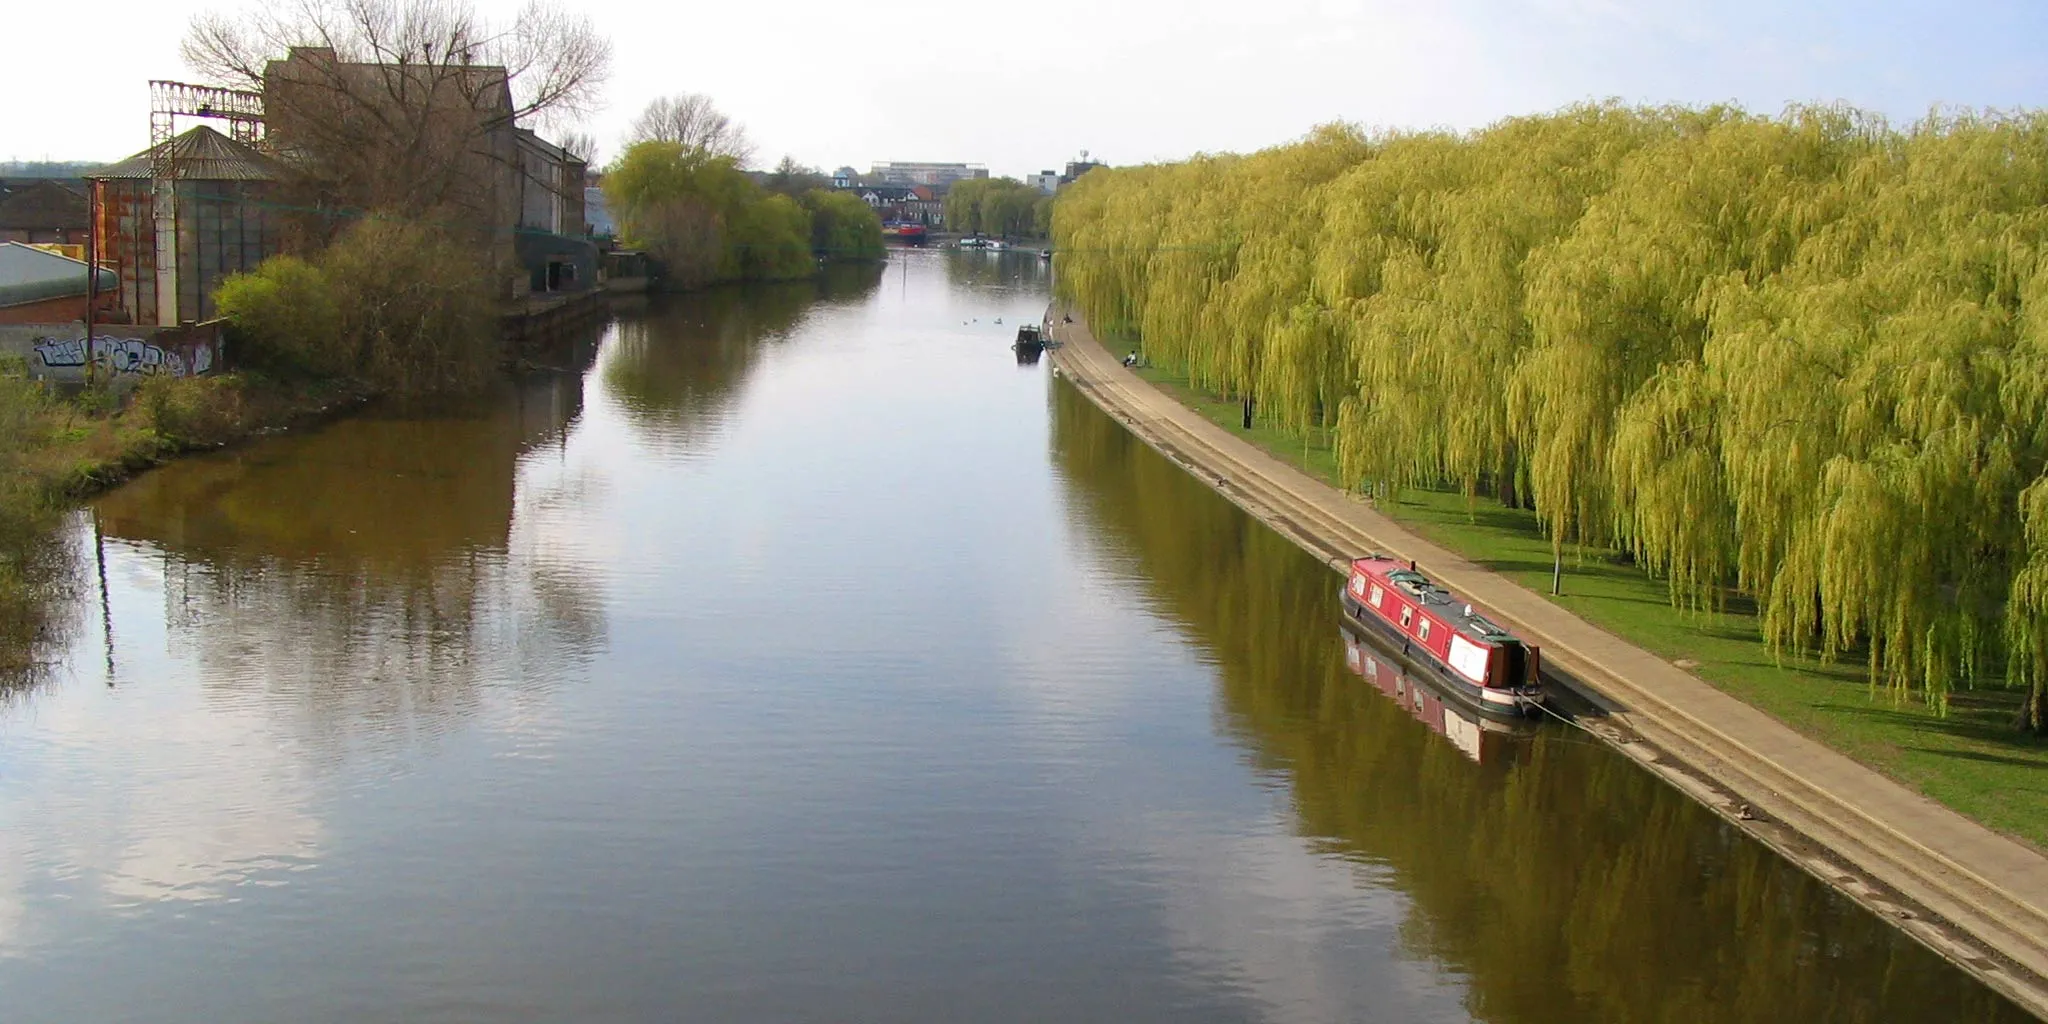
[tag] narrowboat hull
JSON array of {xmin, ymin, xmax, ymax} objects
[{"xmin": 1340, "ymin": 588, "xmax": 1541, "ymax": 721}]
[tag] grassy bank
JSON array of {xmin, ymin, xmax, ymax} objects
[{"xmin": 1125, "ymin": 360, "xmax": 2048, "ymax": 851}]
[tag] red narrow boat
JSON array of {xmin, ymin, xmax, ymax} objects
[{"xmin": 1339, "ymin": 555, "xmax": 1543, "ymax": 719}]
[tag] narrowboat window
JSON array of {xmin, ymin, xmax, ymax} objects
[
  {"xmin": 1399, "ymin": 606, "xmax": 1414, "ymax": 629},
  {"xmin": 1418, "ymin": 619, "xmax": 1431, "ymax": 641},
  {"xmin": 1368, "ymin": 584, "xmax": 1383, "ymax": 607}
]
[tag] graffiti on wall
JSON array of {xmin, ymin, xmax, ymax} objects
[{"xmin": 31, "ymin": 335, "xmax": 215, "ymax": 378}]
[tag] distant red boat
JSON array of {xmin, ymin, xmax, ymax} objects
[
  {"xmin": 881, "ymin": 223, "xmax": 928, "ymax": 245},
  {"xmin": 1340, "ymin": 555, "xmax": 1543, "ymax": 719}
]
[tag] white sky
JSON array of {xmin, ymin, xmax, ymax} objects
[{"xmin": 5, "ymin": 0, "xmax": 2046, "ymax": 176}]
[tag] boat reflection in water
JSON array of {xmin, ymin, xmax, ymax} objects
[{"xmin": 1340, "ymin": 621, "xmax": 1537, "ymax": 763}]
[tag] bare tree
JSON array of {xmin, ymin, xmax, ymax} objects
[
  {"xmin": 558, "ymin": 130, "xmax": 599, "ymax": 168},
  {"xmin": 627, "ymin": 94, "xmax": 753, "ymax": 166},
  {"xmin": 181, "ymin": 0, "xmax": 611, "ymax": 232},
  {"xmin": 764, "ymin": 155, "xmax": 827, "ymax": 197}
]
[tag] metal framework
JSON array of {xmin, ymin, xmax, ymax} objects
[{"xmin": 148, "ymin": 80, "xmax": 266, "ymax": 178}]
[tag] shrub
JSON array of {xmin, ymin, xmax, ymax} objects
[
  {"xmin": 320, "ymin": 217, "xmax": 498, "ymax": 395},
  {"xmin": 0, "ymin": 367, "xmax": 63, "ymax": 680},
  {"xmin": 139, "ymin": 374, "xmax": 245, "ymax": 448},
  {"xmin": 215, "ymin": 255, "xmax": 346, "ymax": 378},
  {"xmin": 212, "ymin": 217, "xmax": 498, "ymax": 396}
]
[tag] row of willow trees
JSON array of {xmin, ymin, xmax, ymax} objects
[{"xmin": 1051, "ymin": 103, "xmax": 2048, "ymax": 731}]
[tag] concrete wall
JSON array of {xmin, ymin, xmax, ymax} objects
[{"xmin": 0, "ymin": 320, "xmax": 221, "ymax": 388}]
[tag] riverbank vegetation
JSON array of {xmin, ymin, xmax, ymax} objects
[
  {"xmin": 217, "ymin": 219, "xmax": 498, "ymax": 394},
  {"xmin": 944, "ymin": 177, "xmax": 1052, "ymax": 240},
  {"xmin": 605, "ymin": 133, "xmax": 884, "ymax": 287},
  {"xmin": 1054, "ymin": 104, "xmax": 2048, "ymax": 737}
]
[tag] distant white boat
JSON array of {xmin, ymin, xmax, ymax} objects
[
  {"xmin": 958, "ymin": 237, "xmax": 986, "ymax": 249},
  {"xmin": 986, "ymin": 239, "xmax": 1009, "ymax": 251}
]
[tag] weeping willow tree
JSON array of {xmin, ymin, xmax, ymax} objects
[{"xmin": 1053, "ymin": 103, "xmax": 2048, "ymax": 731}]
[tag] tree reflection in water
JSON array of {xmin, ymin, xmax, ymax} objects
[
  {"xmin": 603, "ymin": 262, "xmax": 884, "ymax": 450},
  {"xmin": 1047, "ymin": 381, "xmax": 2026, "ymax": 1024}
]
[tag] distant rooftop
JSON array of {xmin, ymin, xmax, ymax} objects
[{"xmin": 0, "ymin": 242, "xmax": 116, "ymax": 309}]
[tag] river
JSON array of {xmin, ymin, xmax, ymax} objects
[{"xmin": 0, "ymin": 250, "xmax": 2028, "ymax": 1022}]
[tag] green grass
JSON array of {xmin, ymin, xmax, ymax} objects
[{"xmin": 1130, "ymin": 362, "xmax": 2048, "ymax": 851}]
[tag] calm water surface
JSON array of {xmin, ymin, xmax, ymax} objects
[{"xmin": 0, "ymin": 251, "xmax": 2028, "ymax": 1022}]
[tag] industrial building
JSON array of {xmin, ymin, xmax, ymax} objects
[{"xmin": 87, "ymin": 125, "xmax": 284, "ymax": 327}]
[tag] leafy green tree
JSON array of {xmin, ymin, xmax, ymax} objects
[
  {"xmin": 945, "ymin": 177, "xmax": 1048, "ymax": 237},
  {"xmin": 606, "ymin": 140, "xmax": 879, "ymax": 287},
  {"xmin": 1052, "ymin": 105, "xmax": 2048, "ymax": 730},
  {"xmin": 801, "ymin": 189, "xmax": 885, "ymax": 260}
]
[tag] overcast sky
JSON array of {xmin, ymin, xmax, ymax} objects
[{"xmin": 6, "ymin": 0, "xmax": 2047, "ymax": 177}]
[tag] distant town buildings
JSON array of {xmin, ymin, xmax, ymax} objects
[
  {"xmin": 1024, "ymin": 159, "xmax": 1105, "ymax": 195},
  {"xmin": 845, "ymin": 184, "xmax": 941, "ymax": 226},
  {"xmin": 868, "ymin": 162, "xmax": 988, "ymax": 188}
]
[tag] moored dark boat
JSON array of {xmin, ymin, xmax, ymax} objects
[
  {"xmin": 1340, "ymin": 555, "xmax": 1543, "ymax": 719},
  {"xmin": 1013, "ymin": 323, "xmax": 1044, "ymax": 364}
]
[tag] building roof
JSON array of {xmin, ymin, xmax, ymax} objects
[
  {"xmin": 848, "ymin": 185, "xmax": 918, "ymax": 201},
  {"xmin": 91, "ymin": 125, "xmax": 283, "ymax": 182},
  {"xmin": 0, "ymin": 180, "xmax": 87, "ymax": 231},
  {"xmin": 0, "ymin": 242, "xmax": 116, "ymax": 309}
]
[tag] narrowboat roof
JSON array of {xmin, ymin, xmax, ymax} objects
[{"xmin": 1352, "ymin": 556, "xmax": 1528, "ymax": 647}]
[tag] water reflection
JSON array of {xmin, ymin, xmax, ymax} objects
[
  {"xmin": 1342, "ymin": 625, "xmax": 1534, "ymax": 764},
  {"xmin": 88, "ymin": 367, "xmax": 605, "ymax": 744},
  {"xmin": 1046, "ymin": 381, "xmax": 2027, "ymax": 1024},
  {"xmin": 945, "ymin": 248, "xmax": 1052, "ymax": 292},
  {"xmin": 603, "ymin": 263, "xmax": 884, "ymax": 449}
]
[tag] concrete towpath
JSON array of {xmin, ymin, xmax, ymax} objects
[{"xmin": 1046, "ymin": 306, "xmax": 2048, "ymax": 1018}]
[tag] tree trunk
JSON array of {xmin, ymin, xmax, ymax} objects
[
  {"xmin": 2020, "ymin": 640, "xmax": 2048, "ymax": 734},
  {"xmin": 1241, "ymin": 395, "xmax": 1254, "ymax": 430},
  {"xmin": 1494, "ymin": 470, "xmax": 1518, "ymax": 509}
]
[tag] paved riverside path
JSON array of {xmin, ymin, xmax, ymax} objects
[{"xmin": 1046, "ymin": 307, "xmax": 2048, "ymax": 1017}]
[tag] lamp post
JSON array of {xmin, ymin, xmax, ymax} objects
[{"xmin": 85, "ymin": 181, "xmax": 97, "ymax": 386}]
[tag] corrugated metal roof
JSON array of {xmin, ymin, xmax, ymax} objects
[
  {"xmin": 91, "ymin": 125, "xmax": 281, "ymax": 182},
  {"xmin": 0, "ymin": 242, "xmax": 117, "ymax": 309}
]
